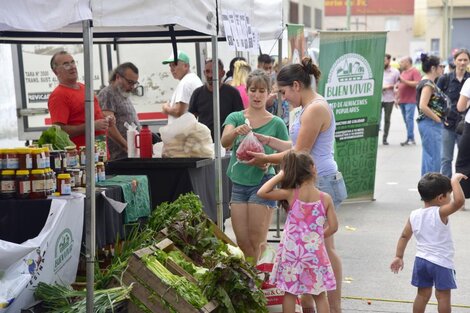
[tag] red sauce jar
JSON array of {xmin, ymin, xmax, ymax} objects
[
  {"xmin": 30, "ymin": 169, "xmax": 47, "ymax": 199},
  {"xmin": 16, "ymin": 170, "xmax": 31, "ymax": 199},
  {"xmin": 1, "ymin": 169, "xmax": 16, "ymax": 199}
]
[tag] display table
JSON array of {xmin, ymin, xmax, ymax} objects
[
  {"xmin": 106, "ymin": 157, "xmax": 232, "ymax": 222},
  {"xmin": 0, "ymin": 175, "xmax": 150, "ymax": 248}
]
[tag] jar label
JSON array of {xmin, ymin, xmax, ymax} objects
[
  {"xmin": 32, "ymin": 180, "xmax": 45, "ymax": 192},
  {"xmin": 66, "ymin": 155, "xmax": 78, "ymax": 167},
  {"xmin": 1, "ymin": 180, "xmax": 15, "ymax": 192},
  {"xmin": 80, "ymin": 152, "xmax": 86, "ymax": 165},
  {"xmin": 98, "ymin": 171, "xmax": 106, "ymax": 182},
  {"xmin": 19, "ymin": 180, "xmax": 31, "ymax": 194},
  {"xmin": 6, "ymin": 157, "xmax": 19, "ymax": 169},
  {"xmin": 61, "ymin": 181, "xmax": 72, "ymax": 195},
  {"xmin": 26, "ymin": 155, "xmax": 33, "ymax": 169},
  {"xmin": 36, "ymin": 155, "xmax": 45, "ymax": 169}
]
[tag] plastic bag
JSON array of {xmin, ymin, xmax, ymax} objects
[{"xmin": 236, "ymin": 131, "xmax": 264, "ymax": 162}]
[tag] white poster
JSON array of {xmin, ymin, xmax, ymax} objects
[{"xmin": 0, "ymin": 195, "xmax": 84, "ymax": 312}]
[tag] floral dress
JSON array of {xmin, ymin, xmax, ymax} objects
[{"xmin": 269, "ymin": 190, "xmax": 336, "ymax": 295}]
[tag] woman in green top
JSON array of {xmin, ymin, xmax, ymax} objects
[{"xmin": 221, "ymin": 69, "xmax": 290, "ymax": 262}]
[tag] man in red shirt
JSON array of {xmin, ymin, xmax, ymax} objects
[
  {"xmin": 48, "ymin": 51, "xmax": 111, "ymax": 147},
  {"xmin": 397, "ymin": 56, "xmax": 422, "ymax": 146}
]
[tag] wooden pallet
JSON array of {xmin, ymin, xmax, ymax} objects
[{"xmin": 125, "ymin": 245, "xmax": 218, "ymax": 313}]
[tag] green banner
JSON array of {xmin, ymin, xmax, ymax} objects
[{"xmin": 318, "ymin": 32, "xmax": 387, "ymax": 200}]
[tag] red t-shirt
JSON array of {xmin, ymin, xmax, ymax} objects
[
  {"xmin": 398, "ymin": 67, "xmax": 422, "ymax": 104},
  {"xmin": 48, "ymin": 83, "xmax": 105, "ymax": 147}
]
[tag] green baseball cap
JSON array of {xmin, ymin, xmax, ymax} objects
[{"xmin": 162, "ymin": 51, "xmax": 190, "ymax": 64}]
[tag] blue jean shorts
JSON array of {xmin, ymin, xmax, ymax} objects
[
  {"xmin": 231, "ymin": 174, "xmax": 277, "ymax": 208},
  {"xmin": 316, "ymin": 172, "xmax": 348, "ymax": 209},
  {"xmin": 412, "ymin": 257, "xmax": 457, "ymax": 290}
]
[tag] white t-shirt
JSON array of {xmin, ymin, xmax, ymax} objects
[
  {"xmin": 460, "ymin": 79, "xmax": 470, "ymax": 123},
  {"xmin": 410, "ymin": 206, "xmax": 455, "ymax": 269},
  {"xmin": 168, "ymin": 72, "xmax": 203, "ymax": 124}
]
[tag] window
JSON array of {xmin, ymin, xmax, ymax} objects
[
  {"xmin": 431, "ymin": 38, "xmax": 440, "ymax": 56},
  {"xmin": 385, "ymin": 18, "xmax": 400, "ymax": 31},
  {"xmin": 289, "ymin": 1, "xmax": 299, "ymax": 24},
  {"xmin": 303, "ymin": 5, "xmax": 311, "ymax": 28},
  {"xmin": 314, "ymin": 8, "xmax": 322, "ymax": 30}
]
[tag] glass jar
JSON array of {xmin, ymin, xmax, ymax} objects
[
  {"xmin": 96, "ymin": 162, "xmax": 106, "ymax": 182},
  {"xmin": 79, "ymin": 146, "xmax": 86, "ymax": 166},
  {"xmin": 17, "ymin": 148, "xmax": 33, "ymax": 169},
  {"xmin": 57, "ymin": 173, "xmax": 72, "ymax": 195},
  {"xmin": 32, "ymin": 148, "xmax": 46, "ymax": 169},
  {"xmin": 5, "ymin": 149, "xmax": 19, "ymax": 170},
  {"xmin": 65, "ymin": 146, "xmax": 78, "ymax": 168},
  {"xmin": 50, "ymin": 150, "xmax": 63, "ymax": 171},
  {"xmin": 66, "ymin": 168, "xmax": 82, "ymax": 188},
  {"xmin": 44, "ymin": 168, "xmax": 53, "ymax": 195},
  {"xmin": 30, "ymin": 169, "xmax": 47, "ymax": 199},
  {"xmin": 0, "ymin": 149, "xmax": 4, "ymax": 170},
  {"xmin": 16, "ymin": 170, "xmax": 31, "ymax": 199},
  {"xmin": 43, "ymin": 147, "xmax": 51, "ymax": 168},
  {"xmin": 1, "ymin": 169, "xmax": 16, "ymax": 199}
]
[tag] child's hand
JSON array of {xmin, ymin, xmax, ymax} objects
[
  {"xmin": 451, "ymin": 173, "xmax": 468, "ymax": 183},
  {"xmin": 390, "ymin": 257, "xmax": 404, "ymax": 274}
]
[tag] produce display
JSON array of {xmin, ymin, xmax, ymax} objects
[
  {"xmin": 236, "ymin": 131, "xmax": 264, "ymax": 162},
  {"xmin": 35, "ymin": 193, "xmax": 267, "ymax": 312},
  {"xmin": 37, "ymin": 125, "xmax": 75, "ymax": 150}
]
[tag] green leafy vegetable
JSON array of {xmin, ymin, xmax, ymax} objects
[{"xmin": 38, "ymin": 125, "xmax": 75, "ymax": 150}]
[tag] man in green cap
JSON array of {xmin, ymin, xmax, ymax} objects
[{"xmin": 161, "ymin": 51, "xmax": 202, "ymax": 124}]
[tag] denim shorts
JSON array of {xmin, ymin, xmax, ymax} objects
[
  {"xmin": 231, "ymin": 175, "xmax": 277, "ymax": 208},
  {"xmin": 316, "ymin": 172, "xmax": 348, "ymax": 209},
  {"xmin": 412, "ymin": 257, "xmax": 457, "ymax": 290}
]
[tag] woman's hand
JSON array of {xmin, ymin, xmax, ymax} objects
[
  {"xmin": 254, "ymin": 133, "xmax": 270, "ymax": 145},
  {"xmin": 234, "ymin": 124, "xmax": 252, "ymax": 136},
  {"xmin": 246, "ymin": 151, "xmax": 268, "ymax": 167}
]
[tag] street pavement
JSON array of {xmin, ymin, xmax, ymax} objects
[{"xmin": 225, "ymin": 108, "xmax": 470, "ymax": 312}]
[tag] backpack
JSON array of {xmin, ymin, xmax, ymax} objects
[{"xmin": 440, "ymin": 73, "xmax": 467, "ymax": 132}]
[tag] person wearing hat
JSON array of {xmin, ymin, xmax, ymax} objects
[{"xmin": 161, "ymin": 51, "xmax": 202, "ymax": 124}]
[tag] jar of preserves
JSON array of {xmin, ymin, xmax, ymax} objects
[
  {"xmin": 44, "ymin": 168, "xmax": 54, "ymax": 195},
  {"xmin": 65, "ymin": 146, "xmax": 78, "ymax": 168},
  {"xmin": 43, "ymin": 147, "xmax": 51, "ymax": 168},
  {"xmin": 96, "ymin": 162, "xmax": 106, "ymax": 182},
  {"xmin": 32, "ymin": 148, "xmax": 46, "ymax": 169},
  {"xmin": 79, "ymin": 146, "xmax": 86, "ymax": 166},
  {"xmin": 0, "ymin": 149, "xmax": 4, "ymax": 170},
  {"xmin": 57, "ymin": 173, "xmax": 72, "ymax": 195},
  {"xmin": 5, "ymin": 149, "xmax": 19, "ymax": 170},
  {"xmin": 1, "ymin": 169, "xmax": 16, "ymax": 199},
  {"xmin": 17, "ymin": 148, "xmax": 33, "ymax": 169},
  {"xmin": 49, "ymin": 150, "xmax": 63, "ymax": 171},
  {"xmin": 66, "ymin": 168, "xmax": 82, "ymax": 188},
  {"xmin": 16, "ymin": 170, "xmax": 31, "ymax": 199},
  {"xmin": 30, "ymin": 169, "xmax": 47, "ymax": 199}
]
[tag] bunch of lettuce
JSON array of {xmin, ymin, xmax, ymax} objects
[{"xmin": 38, "ymin": 125, "xmax": 75, "ymax": 150}]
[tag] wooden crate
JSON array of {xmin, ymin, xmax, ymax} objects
[
  {"xmin": 155, "ymin": 238, "xmax": 198, "ymax": 284},
  {"xmin": 126, "ymin": 245, "xmax": 218, "ymax": 313}
]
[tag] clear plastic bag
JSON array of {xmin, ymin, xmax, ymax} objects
[{"xmin": 236, "ymin": 131, "xmax": 264, "ymax": 163}]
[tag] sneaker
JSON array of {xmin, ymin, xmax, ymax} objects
[
  {"xmin": 410, "ymin": 140, "xmax": 416, "ymax": 145},
  {"xmin": 383, "ymin": 140, "xmax": 389, "ymax": 145},
  {"xmin": 400, "ymin": 140, "xmax": 409, "ymax": 146}
]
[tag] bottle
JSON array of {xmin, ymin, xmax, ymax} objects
[
  {"xmin": 30, "ymin": 169, "xmax": 47, "ymax": 199},
  {"xmin": 135, "ymin": 125, "xmax": 152, "ymax": 158},
  {"xmin": 57, "ymin": 173, "xmax": 72, "ymax": 195},
  {"xmin": 16, "ymin": 170, "xmax": 31, "ymax": 199},
  {"xmin": 1, "ymin": 169, "xmax": 16, "ymax": 199}
]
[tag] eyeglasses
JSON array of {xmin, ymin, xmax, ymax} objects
[
  {"xmin": 59, "ymin": 60, "xmax": 77, "ymax": 70},
  {"xmin": 119, "ymin": 73, "xmax": 139, "ymax": 87}
]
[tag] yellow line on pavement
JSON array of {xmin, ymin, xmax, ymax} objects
[{"xmin": 342, "ymin": 296, "xmax": 470, "ymax": 308}]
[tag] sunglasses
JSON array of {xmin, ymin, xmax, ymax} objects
[{"xmin": 119, "ymin": 73, "xmax": 139, "ymax": 87}]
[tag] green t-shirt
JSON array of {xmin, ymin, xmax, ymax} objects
[{"xmin": 224, "ymin": 111, "xmax": 289, "ymax": 186}]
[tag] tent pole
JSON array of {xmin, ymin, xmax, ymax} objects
[
  {"xmin": 83, "ymin": 19, "xmax": 96, "ymax": 313},
  {"xmin": 211, "ymin": 35, "xmax": 223, "ymax": 229}
]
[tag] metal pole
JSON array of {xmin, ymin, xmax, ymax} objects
[
  {"xmin": 211, "ymin": 35, "xmax": 223, "ymax": 229},
  {"xmin": 346, "ymin": 0, "xmax": 351, "ymax": 30},
  {"xmin": 83, "ymin": 19, "xmax": 96, "ymax": 313},
  {"xmin": 449, "ymin": 0, "xmax": 454, "ymax": 55},
  {"xmin": 275, "ymin": 36, "xmax": 283, "ymax": 239},
  {"xmin": 442, "ymin": 0, "xmax": 448, "ymax": 57}
]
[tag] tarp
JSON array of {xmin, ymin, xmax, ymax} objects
[{"xmin": 0, "ymin": 0, "xmax": 282, "ymax": 43}]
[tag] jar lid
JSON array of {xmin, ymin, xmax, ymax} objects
[
  {"xmin": 2, "ymin": 170, "xmax": 15, "ymax": 175},
  {"xmin": 31, "ymin": 148, "xmax": 41, "ymax": 154},
  {"xmin": 16, "ymin": 170, "xmax": 30, "ymax": 175},
  {"xmin": 58, "ymin": 173, "xmax": 71, "ymax": 179},
  {"xmin": 96, "ymin": 162, "xmax": 104, "ymax": 166},
  {"xmin": 66, "ymin": 168, "xmax": 81, "ymax": 172},
  {"xmin": 16, "ymin": 147, "xmax": 32, "ymax": 154},
  {"xmin": 5, "ymin": 148, "xmax": 17, "ymax": 154},
  {"xmin": 79, "ymin": 146, "xmax": 86, "ymax": 150},
  {"xmin": 65, "ymin": 146, "xmax": 77, "ymax": 151},
  {"xmin": 44, "ymin": 168, "xmax": 52, "ymax": 173},
  {"xmin": 31, "ymin": 169, "xmax": 45, "ymax": 174}
]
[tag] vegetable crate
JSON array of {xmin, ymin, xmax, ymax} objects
[{"xmin": 124, "ymin": 245, "xmax": 218, "ymax": 313}]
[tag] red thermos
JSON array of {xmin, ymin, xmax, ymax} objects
[{"xmin": 135, "ymin": 125, "xmax": 153, "ymax": 158}]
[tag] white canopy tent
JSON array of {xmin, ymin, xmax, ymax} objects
[{"xmin": 0, "ymin": 0, "xmax": 282, "ymax": 310}]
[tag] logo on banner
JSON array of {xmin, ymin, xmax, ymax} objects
[
  {"xmin": 54, "ymin": 229, "xmax": 74, "ymax": 273},
  {"xmin": 325, "ymin": 53, "xmax": 374, "ymax": 100}
]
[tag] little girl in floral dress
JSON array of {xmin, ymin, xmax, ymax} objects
[{"xmin": 257, "ymin": 150, "xmax": 338, "ymax": 313}]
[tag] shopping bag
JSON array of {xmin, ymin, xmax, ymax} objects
[{"xmin": 236, "ymin": 131, "xmax": 264, "ymax": 162}]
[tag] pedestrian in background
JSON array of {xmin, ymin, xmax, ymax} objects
[
  {"xmin": 416, "ymin": 54, "xmax": 447, "ymax": 176},
  {"xmin": 258, "ymin": 151, "xmax": 338, "ymax": 313},
  {"xmin": 397, "ymin": 56, "xmax": 421, "ymax": 146},
  {"xmin": 436, "ymin": 48, "xmax": 470, "ymax": 178},
  {"xmin": 391, "ymin": 172, "xmax": 466, "ymax": 313},
  {"xmin": 456, "ymin": 78, "xmax": 470, "ymax": 197},
  {"xmin": 381, "ymin": 53, "xmax": 400, "ymax": 145}
]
